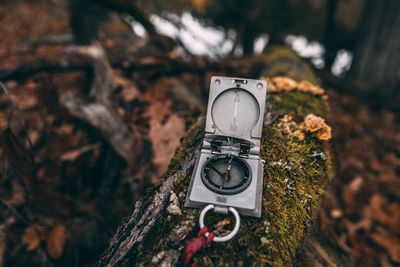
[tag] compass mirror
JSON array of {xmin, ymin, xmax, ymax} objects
[{"xmin": 211, "ymin": 88, "xmax": 260, "ymax": 137}]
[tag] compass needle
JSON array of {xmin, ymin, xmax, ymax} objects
[
  {"xmin": 211, "ymin": 166, "xmax": 224, "ymax": 177},
  {"xmin": 222, "ymin": 156, "xmax": 233, "ymax": 184},
  {"xmin": 201, "ymin": 155, "xmax": 251, "ymax": 194}
]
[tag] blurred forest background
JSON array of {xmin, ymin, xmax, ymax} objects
[{"xmin": 0, "ymin": 0, "xmax": 399, "ymax": 266}]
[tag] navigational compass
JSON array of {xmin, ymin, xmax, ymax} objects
[
  {"xmin": 201, "ymin": 154, "xmax": 251, "ymax": 195},
  {"xmin": 185, "ymin": 76, "xmax": 267, "ymax": 242}
]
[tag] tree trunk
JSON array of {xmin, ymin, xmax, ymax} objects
[
  {"xmin": 94, "ymin": 47, "xmax": 343, "ymax": 266},
  {"xmin": 348, "ymin": 0, "xmax": 400, "ymax": 110}
]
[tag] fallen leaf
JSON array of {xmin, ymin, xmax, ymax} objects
[
  {"xmin": 45, "ymin": 224, "xmax": 67, "ymax": 259},
  {"xmin": 150, "ymin": 114, "xmax": 185, "ymax": 176},
  {"xmin": 22, "ymin": 227, "xmax": 40, "ymax": 251},
  {"xmin": 370, "ymin": 230, "xmax": 400, "ymax": 263},
  {"xmin": 115, "ymin": 75, "xmax": 140, "ymax": 102},
  {"xmin": 369, "ymin": 194, "xmax": 400, "ymax": 231}
]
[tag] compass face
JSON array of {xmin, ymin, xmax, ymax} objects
[
  {"xmin": 211, "ymin": 88, "xmax": 260, "ymax": 135},
  {"xmin": 201, "ymin": 155, "xmax": 252, "ymax": 195}
]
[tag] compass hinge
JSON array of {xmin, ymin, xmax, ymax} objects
[
  {"xmin": 210, "ymin": 139, "xmax": 223, "ymax": 154},
  {"xmin": 239, "ymin": 143, "xmax": 251, "ymax": 157}
]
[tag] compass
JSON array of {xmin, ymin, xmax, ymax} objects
[
  {"xmin": 201, "ymin": 155, "xmax": 252, "ymax": 195},
  {"xmin": 185, "ymin": 76, "xmax": 267, "ymax": 242}
]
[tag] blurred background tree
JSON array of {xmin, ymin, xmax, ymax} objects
[{"xmin": 189, "ymin": 0, "xmax": 399, "ymax": 109}]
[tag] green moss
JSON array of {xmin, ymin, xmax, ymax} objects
[
  {"xmin": 258, "ymin": 127, "xmax": 329, "ymax": 266},
  {"xmin": 254, "ymin": 45, "xmax": 318, "ymax": 84},
  {"xmin": 270, "ymin": 91, "xmax": 329, "ymax": 118},
  {"xmin": 172, "ymin": 125, "xmax": 330, "ymax": 267}
]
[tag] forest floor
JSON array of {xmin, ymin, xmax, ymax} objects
[
  {"xmin": 318, "ymin": 91, "xmax": 400, "ymax": 267},
  {"xmin": 1, "ymin": 1, "xmax": 399, "ymax": 267}
]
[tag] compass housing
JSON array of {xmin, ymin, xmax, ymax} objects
[{"xmin": 185, "ymin": 76, "xmax": 267, "ymax": 218}]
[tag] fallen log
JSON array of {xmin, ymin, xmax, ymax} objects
[{"xmin": 95, "ymin": 45, "xmax": 339, "ymax": 265}]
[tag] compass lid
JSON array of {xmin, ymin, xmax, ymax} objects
[{"xmin": 205, "ymin": 76, "xmax": 267, "ymax": 143}]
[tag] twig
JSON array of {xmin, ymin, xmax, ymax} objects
[
  {"xmin": 63, "ymin": 44, "xmax": 135, "ymax": 163},
  {"xmin": 30, "ymin": 34, "xmax": 74, "ymax": 48}
]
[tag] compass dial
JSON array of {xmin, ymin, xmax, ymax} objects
[{"xmin": 201, "ymin": 155, "xmax": 252, "ymax": 195}]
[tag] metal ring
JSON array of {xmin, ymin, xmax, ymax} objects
[{"xmin": 199, "ymin": 204, "xmax": 240, "ymax": 242}]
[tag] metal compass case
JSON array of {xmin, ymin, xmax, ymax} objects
[{"xmin": 185, "ymin": 76, "xmax": 267, "ymax": 242}]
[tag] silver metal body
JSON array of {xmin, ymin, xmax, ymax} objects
[{"xmin": 185, "ymin": 76, "xmax": 267, "ymax": 218}]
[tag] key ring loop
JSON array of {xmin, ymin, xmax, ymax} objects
[{"xmin": 199, "ymin": 204, "xmax": 240, "ymax": 242}]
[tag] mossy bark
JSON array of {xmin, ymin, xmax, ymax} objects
[
  {"xmin": 96, "ymin": 85, "xmax": 333, "ymax": 267},
  {"xmin": 95, "ymin": 47, "xmax": 339, "ymax": 267}
]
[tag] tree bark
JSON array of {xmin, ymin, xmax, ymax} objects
[{"xmin": 348, "ymin": 0, "xmax": 400, "ymax": 111}]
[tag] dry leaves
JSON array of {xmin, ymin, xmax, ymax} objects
[
  {"xmin": 147, "ymin": 101, "xmax": 185, "ymax": 178},
  {"xmin": 9, "ymin": 80, "xmax": 39, "ymax": 109},
  {"xmin": 369, "ymin": 194, "xmax": 400, "ymax": 232},
  {"xmin": 45, "ymin": 224, "xmax": 67, "ymax": 259},
  {"xmin": 22, "ymin": 224, "xmax": 67, "ymax": 259},
  {"xmin": 370, "ymin": 230, "xmax": 400, "ymax": 263},
  {"xmin": 115, "ymin": 74, "xmax": 140, "ymax": 103},
  {"xmin": 150, "ymin": 114, "xmax": 185, "ymax": 176},
  {"xmin": 22, "ymin": 227, "xmax": 40, "ymax": 251},
  {"xmin": 318, "ymin": 92, "xmax": 400, "ymax": 266}
]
